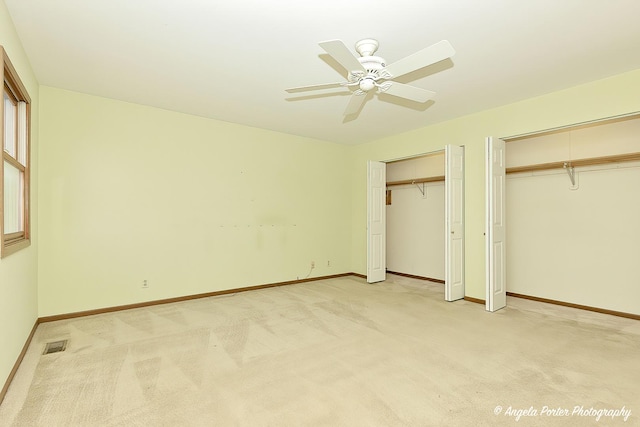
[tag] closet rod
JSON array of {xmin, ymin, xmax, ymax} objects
[
  {"xmin": 386, "ymin": 175, "xmax": 445, "ymax": 187},
  {"xmin": 505, "ymin": 152, "xmax": 640, "ymax": 175}
]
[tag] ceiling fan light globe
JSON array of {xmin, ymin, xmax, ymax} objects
[{"xmin": 359, "ymin": 78, "xmax": 376, "ymax": 92}]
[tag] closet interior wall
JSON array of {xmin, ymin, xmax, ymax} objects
[
  {"xmin": 505, "ymin": 115, "xmax": 640, "ymax": 315},
  {"xmin": 386, "ymin": 153, "xmax": 445, "ymax": 280}
]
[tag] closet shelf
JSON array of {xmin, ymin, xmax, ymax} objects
[
  {"xmin": 506, "ymin": 152, "xmax": 640, "ymax": 174},
  {"xmin": 386, "ymin": 176, "xmax": 445, "ymax": 187}
]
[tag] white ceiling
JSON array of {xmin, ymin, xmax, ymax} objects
[{"xmin": 5, "ymin": 0, "xmax": 640, "ymax": 145}]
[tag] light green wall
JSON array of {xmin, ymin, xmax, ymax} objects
[
  {"xmin": 350, "ymin": 69, "xmax": 640, "ymax": 300},
  {"xmin": 0, "ymin": 0, "xmax": 39, "ymax": 396},
  {"xmin": 38, "ymin": 87, "xmax": 352, "ymax": 316}
]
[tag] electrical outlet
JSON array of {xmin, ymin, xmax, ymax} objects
[
  {"xmin": 142, "ymin": 279, "xmax": 148, "ymax": 289},
  {"xmin": 327, "ymin": 260, "xmax": 331, "ymax": 267},
  {"xmin": 311, "ymin": 261, "xmax": 315, "ymax": 269}
]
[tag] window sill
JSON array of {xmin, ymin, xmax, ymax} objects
[{"xmin": 2, "ymin": 238, "xmax": 31, "ymax": 258}]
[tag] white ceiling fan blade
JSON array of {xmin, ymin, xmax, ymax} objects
[
  {"xmin": 286, "ymin": 82, "xmax": 345, "ymax": 93},
  {"xmin": 382, "ymin": 82, "xmax": 436, "ymax": 103},
  {"xmin": 384, "ymin": 40, "xmax": 455, "ymax": 79},
  {"xmin": 344, "ymin": 93, "xmax": 367, "ymax": 116},
  {"xmin": 319, "ymin": 40, "xmax": 366, "ymax": 74}
]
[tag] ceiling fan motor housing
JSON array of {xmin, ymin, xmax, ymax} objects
[
  {"xmin": 352, "ymin": 56, "xmax": 391, "ymax": 92},
  {"xmin": 357, "ymin": 56, "xmax": 386, "ymax": 71}
]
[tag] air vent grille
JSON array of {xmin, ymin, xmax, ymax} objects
[{"xmin": 43, "ymin": 340, "xmax": 68, "ymax": 355}]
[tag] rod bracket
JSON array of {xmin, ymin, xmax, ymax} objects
[
  {"xmin": 563, "ymin": 162, "xmax": 577, "ymax": 188},
  {"xmin": 412, "ymin": 180, "xmax": 425, "ymax": 196}
]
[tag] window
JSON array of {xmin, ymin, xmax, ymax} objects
[{"xmin": 1, "ymin": 47, "xmax": 31, "ymax": 257}]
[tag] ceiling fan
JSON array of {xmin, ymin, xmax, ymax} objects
[{"xmin": 286, "ymin": 38, "xmax": 455, "ymax": 116}]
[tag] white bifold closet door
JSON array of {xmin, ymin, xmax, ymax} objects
[
  {"xmin": 486, "ymin": 137, "xmax": 507, "ymax": 312},
  {"xmin": 367, "ymin": 161, "xmax": 386, "ymax": 283},
  {"xmin": 445, "ymin": 144, "xmax": 465, "ymax": 301}
]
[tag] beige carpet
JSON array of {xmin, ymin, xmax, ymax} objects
[{"xmin": 1, "ymin": 275, "xmax": 638, "ymax": 426}]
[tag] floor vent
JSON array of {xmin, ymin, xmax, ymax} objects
[{"xmin": 43, "ymin": 340, "xmax": 68, "ymax": 355}]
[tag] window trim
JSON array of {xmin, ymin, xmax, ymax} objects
[{"xmin": 1, "ymin": 46, "xmax": 31, "ymax": 258}]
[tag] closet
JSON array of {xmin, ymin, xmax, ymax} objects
[
  {"xmin": 385, "ymin": 152, "xmax": 445, "ymax": 282},
  {"xmin": 505, "ymin": 114, "xmax": 640, "ymax": 316}
]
